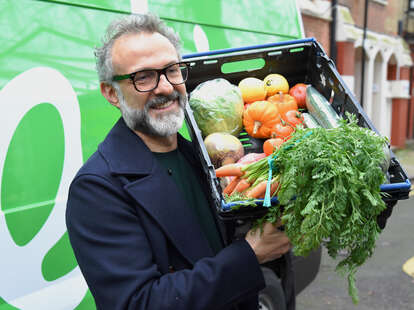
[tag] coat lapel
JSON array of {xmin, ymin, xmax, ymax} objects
[
  {"xmin": 124, "ymin": 168, "xmax": 214, "ymax": 263},
  {"xmin": 98, "ymin": 118, "xmax": 214, "ymax": 264}
]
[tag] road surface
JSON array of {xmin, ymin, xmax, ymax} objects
[{"xmin": 296, "ymin": 195, "xmax": 414, "ymax": 310}]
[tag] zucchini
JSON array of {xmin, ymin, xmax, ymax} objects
[
  {"xmin": 302, "ymin": 112, "xmax": 320, "ymax": 128},
  {"xmin": 305, "ymin": 86, "xmax": 340, "ymax": 128}
]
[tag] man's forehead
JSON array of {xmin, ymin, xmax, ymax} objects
[{"xmin": 112, "ymin": 32, "xmax": 178, "ymax": 66}]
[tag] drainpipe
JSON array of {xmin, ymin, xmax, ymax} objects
[
  {"xmin": 360, "ymin": 0, "xmax": 369, "ymax": 107},
  {"xmin": 330, "ymin": 0, "xmax": 337, "ymax": 63},
  {"xmin": 409, "ymin": 66, "xmax": 413, "ymax": 139}
]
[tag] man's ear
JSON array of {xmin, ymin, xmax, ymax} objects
[{"xmin": 100, "ymin": 82, "xmax": 120, "ymax": 108}]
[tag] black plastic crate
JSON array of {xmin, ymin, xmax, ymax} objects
[{"xmin": 182, "ymin": 38, "xmax": 412, "ymax": 221}]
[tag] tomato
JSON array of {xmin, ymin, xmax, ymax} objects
[
  {"xmin": 272, "ymin": 122, "xmax": 294, "ymax": 141},
  {"xmin": 289, "ymin": 83, "xmax": 307, "ymax": 109},
  {"xmin": 282, "ymin": 110, "xmax": 304, "ymax": 128},
  {"xmin": 263, "ymin": 138, "xmax": 284, "ymax": 155}
]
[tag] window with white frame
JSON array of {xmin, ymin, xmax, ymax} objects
[{"xmin": 371, "ymin": 0, "xmax": 387, "ymax": 6}]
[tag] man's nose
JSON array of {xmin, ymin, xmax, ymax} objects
[{"xmin": 153, "ymin": 74, "xmax": 174, "ymax": 95}]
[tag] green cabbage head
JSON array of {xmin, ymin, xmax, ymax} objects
[{"xmin": 189, "ymin": 78, "xmax": 244, "ymax": 137}]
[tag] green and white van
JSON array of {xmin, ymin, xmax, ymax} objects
[{"xmin": 0, "ymin": 1, "xmax": 319, "ymax": 309}]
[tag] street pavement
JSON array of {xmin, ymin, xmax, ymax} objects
[{"xmin": 296, "ymin": 196, "xmax": 414, "ymax": 310}]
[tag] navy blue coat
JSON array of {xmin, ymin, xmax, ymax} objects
[{"xmin": 66, "ymin": 118, "xmax": 265, "ymax": 310}]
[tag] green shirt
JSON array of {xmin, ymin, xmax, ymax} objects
[{"xmin": 153, "ymin": 149, "xmax": 223, "ymax": 254}]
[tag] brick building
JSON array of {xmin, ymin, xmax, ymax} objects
[{"xmin": 298, "ymin": 0, "xmax": 414, "ymax": 148}]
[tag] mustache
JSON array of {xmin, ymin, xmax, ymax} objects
[{"xmin": 146, "ymin": 91, "xmax": 182, "ymax": 109}]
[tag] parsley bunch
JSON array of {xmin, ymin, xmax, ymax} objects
[{"xmin": 263, "ymin": 114, "xmax": 388, "ymax": 304}]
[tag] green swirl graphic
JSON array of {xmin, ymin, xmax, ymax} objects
[{"xmin": 1, "ymin": 103, "xmax": 64, "ymax": 246}]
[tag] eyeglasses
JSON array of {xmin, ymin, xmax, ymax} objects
[{"xmin": 112, "ymin": 62, "xmax": 189, "ymax": 92}]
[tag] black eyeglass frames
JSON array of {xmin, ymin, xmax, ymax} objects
[{"xmin": 112, "ymin": 62, "xmax": 189, "ymax": 92}]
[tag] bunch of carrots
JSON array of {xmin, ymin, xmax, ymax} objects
[{"xmin": 215, "ymin": 156, "xmax": 280, "ymax": 201}]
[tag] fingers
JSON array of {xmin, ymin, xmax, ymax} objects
[
  {"xmin": 269, "ymin": 237, "xmax": 292, "ymax": 259},
  {"xmin": 280, "ymin": 240, "xmax": 292, "ymax": 254},
  {"xmin": 245, "ymin": 220, "xmax": 292, "ymax": 264},
  {"xmin": 261, "ymin": 221, "xmax": 280, "ymax": 236},
  {"xmin": 262, "ymin": 219, "xmax": 283, "ymax": 232},
  {"xmin": 269, "ymin": 232, "xmax": 291, "ymax": 252}
]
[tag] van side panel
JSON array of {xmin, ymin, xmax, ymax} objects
[
  {"xmin": 0, "ymin": 0, "xmax": 303, "ymax": 309},
  {"xmin": 151, "ymin": 0, "xmax": 302, "ymax": 40},
  {"xmin": 0, "ymin": 1, "xmax": 118, "ymax": 309}
]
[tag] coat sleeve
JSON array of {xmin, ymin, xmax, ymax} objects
[{"xmin": 66, "ymin": 174, "xmax": 265, "ymax": 310}]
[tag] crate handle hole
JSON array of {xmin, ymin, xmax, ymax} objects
[
  {"xmin": 267, "ymin": 51, "xmax": 282, "ymax": 56},
  {"xmin": 203, "ymin": 60, "xmax": 218, "ymax": 65},
  {"xmin": 221, "ymin": 58, "xmax": 265, "ymax": 74},
  {"xmin": 289, "ymin": 47, "xmax": 304, "ymax": 53}
]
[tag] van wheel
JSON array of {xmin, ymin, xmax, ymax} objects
[{"xmin": 258, "ymin": 267, "xmax": 287, "ymax": 310}]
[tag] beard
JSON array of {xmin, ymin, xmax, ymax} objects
[{"xmin": 115, "ymin": 86, "xmax": 186, "ymax": 137}]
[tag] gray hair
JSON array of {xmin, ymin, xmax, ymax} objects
[{"xmin": 94, "ymin": 13, "xmax": 182, "ymax": 83}]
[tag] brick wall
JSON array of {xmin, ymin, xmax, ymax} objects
[
  {"xmin": 301, "ymin": 14, "xmax": 331, "ymax": 56},
  {"xmin": 339, "ymin": 0, "xmax": 400, "ymax": 36},
  {"xmin": 383, "ymin": 0, "xmax": 400, "ymax": 35},
  {"xmin": 368, "ymin": 2, "xmax": 388, "ymax": 33},
  {"xmin": 304, "ymin": 0, "xmax": 413, "ymax": 143}
]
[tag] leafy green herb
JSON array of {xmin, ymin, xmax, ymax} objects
[
  {"xmin": 224, "ymin": 192, "xmax": 268, "ymax": 210},
  {"xmin": 224, "ymin": 192, "xmax": 257, "ymax": 209},
  {"xmin": 258, "ymin": 114, "xmax": 388, "ymax": 304}
]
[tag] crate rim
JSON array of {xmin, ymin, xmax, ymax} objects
[
  {"xmin": 380, "ymin": 179, "xmax": 411, "ymax": 191},
  {"xmin": 221, "ymin": 197, "xmax": 279, "ymax": 212},
  {"xmin": 182, "ymin": 37, "xmax": 317, "ymax": 60},
  {"xmin": 220, "ymin": 179, "xmax": 411, "ymax": 213}
]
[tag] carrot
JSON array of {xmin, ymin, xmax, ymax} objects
[
  {"xmin": 245, "ymin": 179, "xmax": 268, "ymax": 198},
  {"xmin": 269, "ymin": 180, "xmax": 280, "ymax": 196},
  {"xmin": 215, "ymin": 163, "xmax": 244, "ymax": 178},
  {"xmin": 222, "ymin": 176, "xmax": 241, "ymax": 195},
  {"xmin": 231, "ymin": 179, "xmax": 251, "ymax": 195},
  {"xmin": 257, "ymin": 179, "xmax": 280, "ymax": 199},
  {"xmin": 244, "ymin": 177, "xmax": 281, "ymax": 199}
]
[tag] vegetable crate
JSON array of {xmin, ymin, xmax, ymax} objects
[{"xmin": 182, "ymin": 38, "xmax": 412, "ymax": 221}]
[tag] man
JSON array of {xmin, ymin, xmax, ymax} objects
[{"xmin": 66, "ymin": 13, "xmax": 292, "ymax": 310}]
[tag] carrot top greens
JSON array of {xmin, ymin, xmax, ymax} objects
[{"xmin": 256, "ymin": 113, "xmax": 389, "ymax": 304}]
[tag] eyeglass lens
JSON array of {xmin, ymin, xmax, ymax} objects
[{"xmin": 133, "ymin": 63, "xmax": 188, "ymax": 91}]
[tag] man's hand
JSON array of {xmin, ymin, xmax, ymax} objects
[{"xmin": 245, "ymin": 221, "xmax": 292, "ymax": 264}]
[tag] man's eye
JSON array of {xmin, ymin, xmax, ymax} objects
[
  {"xmin": 134, "ymin": 71, "xmax": 155, "ymax": 83},
  {"xmin": 166, "ymin": 65, "xmax": 180, "ymax": 75}
]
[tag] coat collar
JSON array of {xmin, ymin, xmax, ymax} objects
[
  {"xmin": 98, "ymin": 118, "xmax": 155, "ymax": 175},
  {"xmin": 98, "ymin": 118, "xmax": 215, "ymax": 263},
  {"xmin": 98, "ymin": 118, "xmax": 199, "ymax": 175}
]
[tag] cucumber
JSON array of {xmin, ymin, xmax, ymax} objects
[
  {"xmin": 302, "ymin": 112, "xmax": 320, "ymax": 128},
  {"xmin": 305, "ymin": 86, "xmax": 340, "ymax": 128},
  {"xmin": 380, "ymin": 144, "xmax": 391, "ymax": 174}
]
